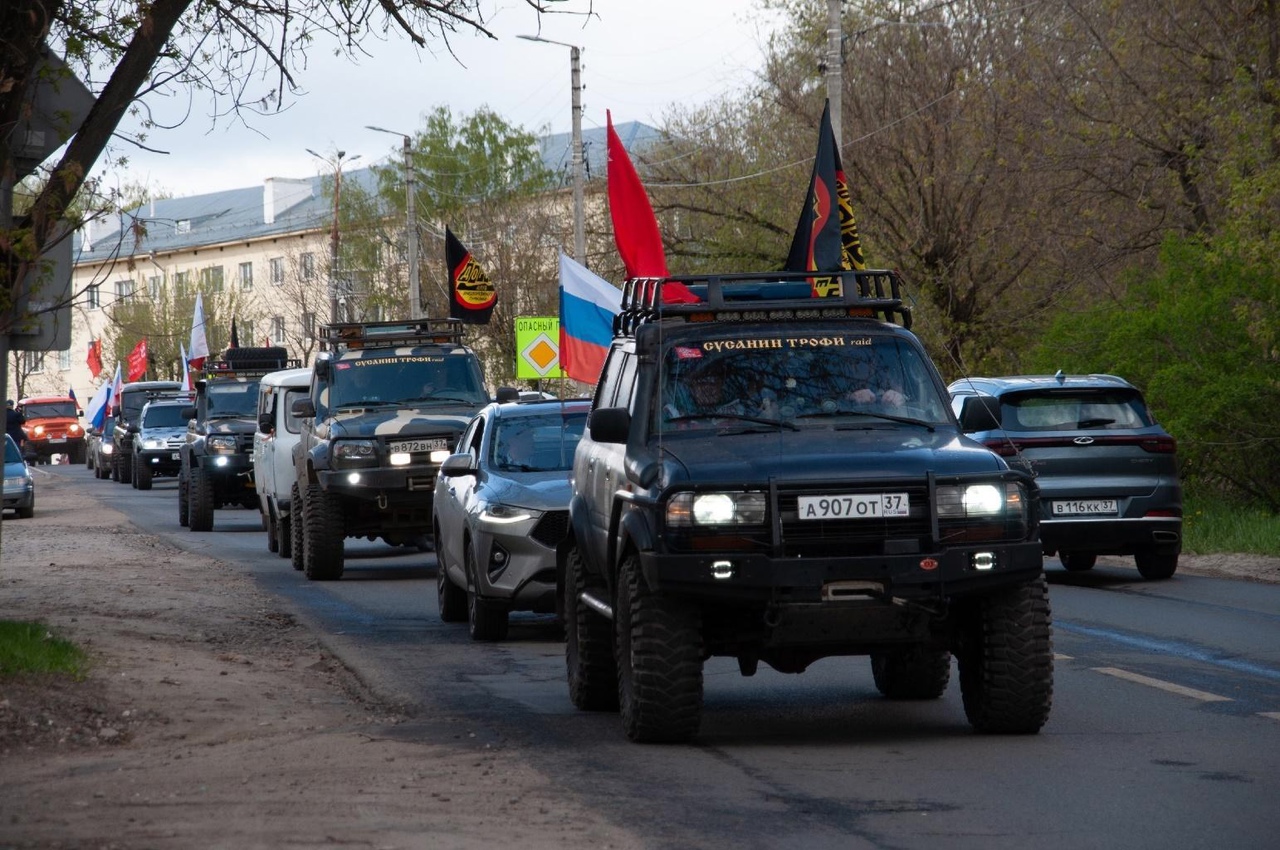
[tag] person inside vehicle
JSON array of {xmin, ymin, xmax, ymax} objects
[
  {"xmin": 846, "ymin": 353, "xmax": 906, "ymax": 409},
  {"xmin": 664, "ymin": 360, "xmax": 746, "ymax": 419}
]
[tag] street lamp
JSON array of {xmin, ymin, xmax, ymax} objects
[
  {"xmin": 517, "ymin": 34, "xmax": 585, "ymax": 264},
  {"xmin": 307, "ymin": 148, "xmax": 361, "ymax": 323},
  {"xmin": 366, "ymin": 125, "xmax": 421, "ymax": 320}
]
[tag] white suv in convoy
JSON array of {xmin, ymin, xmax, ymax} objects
[{"xmin": 252, "ymin": 367, "xmax": 313, "ymax": 562}]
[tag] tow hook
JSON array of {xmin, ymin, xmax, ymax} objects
[{"xmin": 377, "ymin": 492, "xmax": 388, "ymax": 510}]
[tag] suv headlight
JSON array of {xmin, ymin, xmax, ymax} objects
[
  {"xmin": 207, "ymin": 435, "xmax": 238, "ymax": 454},
  {"xmin": 478, "ymin": 501, "xmax": 537, "ymax": 527},
  {"xmin": 666, "ymin": 491, "xmax": 767, "ymax": 527},
  {"xmin": 101, "ymin": 443, "xmax": 113, "ymax": 455},
  {"xmin": 936, "ymin": 482, "xmax": 1023, "ymax": 518},
  {"xmin": 142, "ymin": 438, "xmax": 166, "ymax": 450},
  {"xmin": 333, "ymin": 439, "xmax": 377, "ymax": 467}
]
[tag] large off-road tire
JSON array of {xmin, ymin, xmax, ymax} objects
[
  {"xmin": 276, "ymin": 511, "xmax": 291, "ymax": 559},
  {"xmin": 616, "ymin": 553, "xmax": 703, "ymax": 743},
  {"xmin": 188, "ymin": 466, "xmax": 215, "ymax": 532},
  {"xmin": 110, "ymin": 451, "xmax": 120, "ymax": 482},
  {"xmin": 466, "ymin": 544, "xmax": 509, "ymax": 641},
  {"xmin": 957, "ymin": 575, "xmax": 1054, "ymax": 734},
  {"xmin": 303, "ymin": 483, "xmax": 344, "ymax": 581},
  {"xmin": 265, "ymin": 505, "xmax": 279, "ymax": 552},
  {"xmin": 1135, "ymin": 547, "xmax": 1179, "ymax": 580},
  {"xmin": 135, "ymin": 459, "xmax": 153, "ymax": 491},
  {"xmin": 564, "ymin": 542, "xmax": 619, "ymax": 711},
  {"xmin": 95, "ymin": 456, "xmax": 108, "ymax": 479},
  {"xmin": 1059, "ymin": 551, "xmax": 1096, "ymax": 572},
  {"xmin": 119, "ymin": 451, "xmax": 133, "ymax": 484},
  {"xmin": 436, "ymin": 522, "xmax": 467, "ymax": 623},
  {"xmin": 289, "ymin": 484, "xmax": 305, "ymax": 571},
  {"xmin": 871, "ymin": 648, "xmax": 952, "ymax": 700},
  {"xmin": 177, "ymin": 471, "xmax": 189, "ymax": 527}
]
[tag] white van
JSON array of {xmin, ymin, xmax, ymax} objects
[{"xmin": 253, "ymin": 367, "xmax": 312, "ymax": 562}]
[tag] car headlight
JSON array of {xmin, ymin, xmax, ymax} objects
[
  {"xmin": 333, "ymin": 439, "xmax": 376, "ymax": 467},
  {"xmin": 666, "ymin": 492, "xmax": 767, "ymax": 527},
  {"xmin": 33, "ymin": 425, "xmax": 45, "ymax": 437},
  {"xmin": 936, "ymin": 482, "xmax": 1024, "ymax": 518},
  {"xmin": 68, "ymin": 424, "xmax": 82, "ymax": 435},
  {"xmin": 478, "ymin": 501, "xmax": 537, "ymax": 526},
  {"xmin": 206, "ymin": 434, "xmax": 238, "ymax": 453},
  {"xmin": 101, "ymin": 443, "xmax": 114, "ymax": 455},
  {"xmin": 142, "ymin": 438, "xmax": 166, "ymax": 450}
]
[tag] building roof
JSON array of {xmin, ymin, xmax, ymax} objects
[{"xmin": 74, "ymin": 120, "xmax": 663, "ymax": 265}]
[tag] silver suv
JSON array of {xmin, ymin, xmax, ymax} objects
[{"xmin": 949, "ymin": 373, "xmax": 1182, "ymax": 579}]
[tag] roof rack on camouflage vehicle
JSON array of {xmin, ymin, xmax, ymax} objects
[
  {"xmin": 613, "ymin": 268, "xmax": 912, "ymax": 337},
  {"xmin": 199, "ymin": 346, "xmax": 296, "ymax": 379},
  {"xmin": 319, "ymin": 318, "xmax": 466, "ymax": 351}
]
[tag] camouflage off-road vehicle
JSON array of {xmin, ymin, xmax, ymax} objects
[{"xmin": 290, "ymin": 320, "xmax": 489, "ymax": 580}]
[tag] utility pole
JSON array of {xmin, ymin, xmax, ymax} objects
[
  {"xmin": 367, "ymin": 126, "xmax": 421, "ymax": 319},
  {"xmin": 307, "ymin": 149, "xmax": 360, "ymax": 324},
  {"xmin": 827, "ymin": 0, "xmax": 843, "ymax": 142}
]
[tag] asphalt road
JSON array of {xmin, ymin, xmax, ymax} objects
[{"xmin": 66, "ymin": 464, "xmax": 1280, "ymax": 849}]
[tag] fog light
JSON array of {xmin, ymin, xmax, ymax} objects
[
  {"xmin": 214, "ymin": 456, "xmax": 229, "ymax": 467},
  {"xmin": 430, "ymin": 449, "xmax": 451, "ymax": 464},
  {"xmin": 711, "ymin": 560, "xmax": 735, "ymax": 580},
  {"xmin": 390, "ymin": 451, "xmax": 411, "ymax": 466},
  {"xmin": 347, "ymin": 472, "xmax": 362, "ymax": 485},
  {"xmin": 971, "ymin": 551, "xmax": 996, "ymax": 571}
]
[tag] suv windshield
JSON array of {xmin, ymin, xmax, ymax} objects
[
  {"xmin": 491, "ymin": 411, "xmax": 587, "ymax": 472},
  {"xmin": 657, "ymin": 334, "xmax": 951, "ymax": 431},
  {"xmin": 21, "ymin": 401, "xmax": 77, "ymax": 418},
  {"xmin": 205, "ymin": 382, "xmax": 259, "ymax": 417},
  {"xmin": 329, "ymin": 354, "xmax": 488, "ymax": 409},
  {"xmin": 1001, "ymin": 390, "xmax": 1153, "ymax": 430},
  {"xmin": 143, "ymin": 405, "xmax": 191, "ymax": 428}
]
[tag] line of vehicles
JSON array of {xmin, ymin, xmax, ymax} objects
[{"xmin": 59, "ymin": 272, "xmax": 1182, "ymax": 744}]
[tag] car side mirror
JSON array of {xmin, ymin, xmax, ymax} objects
[
  {"xmin": 127, "ymin": 423, "xmax": 140, "ymax": 434},
  {"xmin": 439, "ymin": 452, "xmax": 476, "ymax": 478},
  {"xmin": 181, "ymin": 405, "xmax": 197, "ymax": 420},
  {"xmin": 291, "ymin": 397, "xmax": 316, "ymax": 418},
  {"xmin": 959, "ymin": 396, "xmax": 1002, "ymax": 432},
  {"xmin": 258, "ymin": 412, "xmax": 274, "ymax": 434},
  {"xmin": 589, "ymin": 407, "xmax": 630, "ymax": 445}
]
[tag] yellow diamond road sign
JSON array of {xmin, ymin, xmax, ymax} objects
[{"xmin": 516, "ymin": 317, "xmax": 565, "ymax": 379}]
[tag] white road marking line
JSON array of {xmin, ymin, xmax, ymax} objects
[
  {"xmin": 1259, "ymin": 712, "xmax": 1280, "ymax": 722},
  {"xmin": 1093, "ymin": 667, "xmax": 1233, "ymax": 703}
]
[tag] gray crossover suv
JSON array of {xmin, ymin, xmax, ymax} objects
[{"xmin": 950, "ymin": 373, "xmax": 1182, "ymax": 579}]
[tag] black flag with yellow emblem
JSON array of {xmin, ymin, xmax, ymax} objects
[{"xmin": 446, "ymin": 227, "xmax": 496, "ymax": 324}]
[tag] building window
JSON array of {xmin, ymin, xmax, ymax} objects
[
  {"xmin": 302, "ymin": 311, "xmax": 316, "ymax": 339},
  {"xmin": 270, "ymin": 257, "xmax": 284, "ymax": 285},
  {"xmin": 87, "ymin": 284, "xmax": 100, "ymax": 309},
  {"xmin": 202, "ymin": 265, "xmax": 224, "ymax": 293},
  {"xmin": 300, "ymin": 252, "xmax": 315, "ymax": 281},
  {"xmin": 239, "ymin": 262, "xmax": 253, "ymax": 291},
  {"xmin": 271, "ymin": 316, "xmax": 285, "ymax": 344},
  {"xmin": 114, "ymin": 279, "xmax": 134, "ymax": 300},
  {"xmin": 174, "ymin": 271, "xmax": 190, "ymax": 297},
  {"xmin": 58, "ymin": 349, "xmax": 72, "ymax": 371},
  {"xmin": 148, "ymin": 275, "xmax": 163, "ymax": 299},
  {"xmin": 23, "ymin": 351, "xmax": 45, "ymax": 372}
]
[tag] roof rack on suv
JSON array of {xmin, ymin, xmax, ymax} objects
[
  {"xmin": 200, "ymin": 346, "xmax": 296, "ymax": 379},
  {"xmin": 319, "ymin": 318, "xmax": 466, "ymax": 351},
  {"xmin": 613, "ymin": 268, "xmax": 912, "ymax": 337}
]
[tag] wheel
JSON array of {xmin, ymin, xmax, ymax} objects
[
  {"xmin": 957, "ymin": 575, "xmax": 1054, "ymax": 734},
  {"xmin": 303, "ymin": 483, "xmax": 344, "ymax": 580},
  {"xmin": 188, "ymin": 466, "xmax": 215, "ymax": 531},
  {"xmin": 289, "ymin": 484, "xmax": 305, "ymax": 571},
  {"xmin": 564, "ymin": 542, "xmax": 618, "ymax": 711},
  {"xmin": 177, "ymin": 471, "xmax": 190, "ymax": 526},
  {"xmin": 135, "ymin": 459, "xmax": 153, "ymax": 491},
  {"xmin": 265, "ymin": 505, "xmax": 279, "ymax": 552},
  {"xmin": 1059, "ymin": 551, "xmax": 1096, "ymax": 572},
  {"xmin": 95, "ymin": 456, "xmax": 108, "ymax": 479},
  {"xmin": 870, "ymin": 648, "xmax": 952, "ymax": 699},
  {"xmin": 466, "ymin": 544, "xmax": 509, "ymax": 641},
  {"xmin": 276, "ymin": 511, "xmax": 291, "ymax": 559},
  {"xmin": 1135, "ymin": 547, "xmax": 1179, "ymax": 580},
  {"xmin": 616, "ymin": 553, "xmax": 703, "ymax": 743},
  {"xmin": 17, "ymin": 501, "xmax": 34, "ymax": 519},
  {"xmin": 78, "ymin": 444, "xmax": 89, "ymax": 467},
  {"xmin": 436, "ymin": 523, "xmax": 468, "ymax": 623},
  {"xmin": 119, "ymin": 452, "xmax": 133, "ymax": 484},
  {"xmin": 110, "ymin": 451, "xmax": 120, "ymax": 482}
]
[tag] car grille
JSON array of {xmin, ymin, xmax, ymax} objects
[{"xmin": 530, "ymin": 510, "xmax": 570, "ymax": 548}]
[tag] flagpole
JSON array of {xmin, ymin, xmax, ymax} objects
[{"xmin": 826, "ymin": 0, "xmax": 844, "ymax": 142}]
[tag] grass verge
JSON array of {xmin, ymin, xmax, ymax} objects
[
  {"xmin": 1183, "ymin": 495, "xmax": 1280, "ymax": 557},
  {"xmin": 0, "ymin": 620, "xmax": 89, "ymax": 678}
]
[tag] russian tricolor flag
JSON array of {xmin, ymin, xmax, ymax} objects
[{"xmin": 559, "ymin": 253, "xmax": 622, "ymax": 385}]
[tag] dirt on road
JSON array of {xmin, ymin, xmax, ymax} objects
[
  {"xmin": 1, "ymin": 473, "xmax": 1277, "ymax": 849},
  {"xmin": 0, "ymin": 473, "xmax": 641, "ymax": 850}
]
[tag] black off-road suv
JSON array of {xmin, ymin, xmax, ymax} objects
[
  {"xmin": 111, "ymin": 381, "xmax": 186, "ymax": 484},
  {"xmin": 290, "ymin": 320, "xmax": 489, "ymax": 580},
  {"xmin": 179, "ymin": 347, "xmax": 293, "ymax": 531},
  {"xmin": 558, "ymin": 270, "xmax": 1054, "ymax": 743}
]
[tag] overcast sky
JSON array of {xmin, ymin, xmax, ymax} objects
[{"xmin": 106, "ymin": 1, "xmax": 783, "ymax": 198}]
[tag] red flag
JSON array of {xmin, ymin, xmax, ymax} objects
[
  {"xmin": 605, "ymin": 111, "xmax": 698, "ymax": 304},
  {"xmin": 786, "ymin": 99, "xmax": 866, "ymax": 293},
  {"xmin": 86, "ymin": 338, "xmax": 103, "ymax": 379},
  {"xmin": 126, "ymin": 338, "xmax": 149, "ymax": 382},
  {"xmin": 445, "ymin": 227, "xmax": 497, "ymax": 324}
]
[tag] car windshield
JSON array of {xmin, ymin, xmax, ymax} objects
[
  {"xmin": 655, "ymin": 333, "xmax": 952, "ymax": 432},
  {"xmin": 205, "ymin": 382, "xmax": 258, "ymax": 417},
  {"xmin": 21, "ymin": 401, "xmax": 77, "ymax": 418},
  {"xmin": 1002, "ymin": 390, "xmax": 1152, "ymax": 430},
  {"xmin": 329, "ymin": 354, "xmax": 488, "ymax": 409},
  {"xmin": 490, "ymin": 411, "xmax": 587, "ymax": 472},
  {"xmin": 5, "ymin": 436, "xmax": 21, "ymax": 463},
  {"xmin": 144, "ymin": 405, "xmax": 190, "ymax": 428}
]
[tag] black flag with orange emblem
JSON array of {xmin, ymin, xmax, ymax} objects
[{"xmin": 446, "ymin": 227, "xmax": 496, "ymax": 325}]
